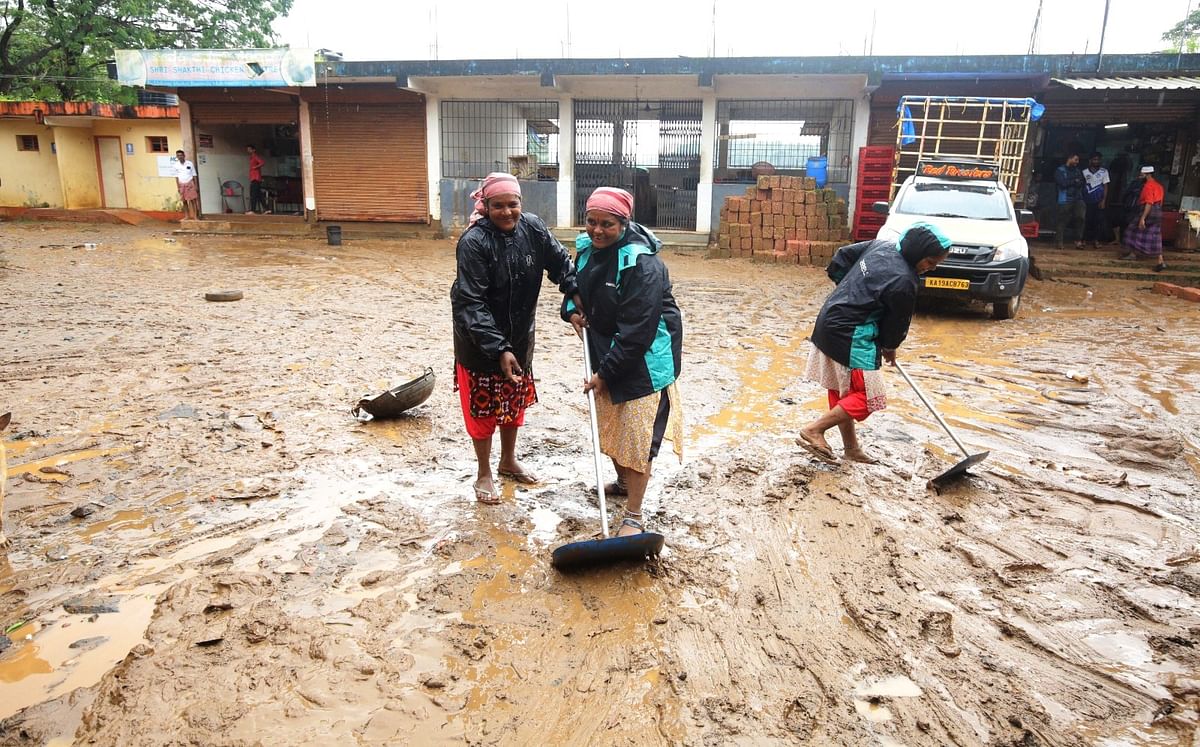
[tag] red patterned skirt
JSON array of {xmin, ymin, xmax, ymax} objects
[{"xmin": 454, "ymin": 362, "xmax": 537, "ymax": 439}]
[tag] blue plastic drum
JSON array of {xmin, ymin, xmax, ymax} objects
[{"xmin": 806, "ymin": 156, "xmax": 829, "ymax": 188}]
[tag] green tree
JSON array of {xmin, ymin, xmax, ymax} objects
[
  {"xmin": 0, "ymin": 0, "xmax": 293, "ymax": 101},
  {"xmin": 1161, "ymin": 8, "xmax": 1200, "ymax": 54}
]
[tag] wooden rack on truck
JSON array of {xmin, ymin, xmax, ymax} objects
[{"xmin": 892, "ymin": 96, "xmax": 1044, "ymax": 203}]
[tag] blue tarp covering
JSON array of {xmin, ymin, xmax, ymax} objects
[{"xmin": 897, "ymin": 96, "xmax": 1045, "ymax": 145}]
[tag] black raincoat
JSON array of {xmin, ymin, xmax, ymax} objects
[{"xmin": 451, "ymin": 213, "xmax": 578, "ymax": 373}]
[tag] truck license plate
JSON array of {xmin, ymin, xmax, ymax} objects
[{"xmin": 924, "ymin": 277, "xmax": 970, "ymax": 290}]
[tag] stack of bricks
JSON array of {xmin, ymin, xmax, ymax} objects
[{"xmin": 713, "ymin": 175, "xmax": 851, "ymax": 265}]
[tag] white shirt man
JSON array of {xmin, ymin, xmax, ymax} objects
[
  {"xmin": 1082, "ymin": 156, "xmax": 1110, "ymax": 207},
  {"xmin": 173, "ymin": 154, "xmax": 197, "ymax": 183}
]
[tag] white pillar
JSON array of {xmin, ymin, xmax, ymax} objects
[
  {"xmin": 557, "ymin": 96, "xmax": 574, "ymax": 228},
  {"xmin": 697, "ymin": 92, "xmax": 717, "ymax": 233},
  {"xmin": 177, "ymin": 97, "xmax": 194, "ymax": 161},
  {"xmin": 847, "ymin": 85, "xmax": 872, "ymax": 226},
  {"xmin": 297, "ymin": 98, "xmax": 316, "ymax": 220},
  {"xmin": 424, "ymin": 94, "xmax": 442, "ymax": 224}
]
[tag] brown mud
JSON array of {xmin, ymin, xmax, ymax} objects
[{"xmin": 0, "ymin": 222, "xmax": 1197, "ymax": 745}]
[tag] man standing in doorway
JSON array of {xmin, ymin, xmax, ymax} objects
[
  {"xmin": 1082, "ymin": 152, "xmax": 1111, "ymax": 248},
  {"xmin": 174, "ymin": 149, "xmax": 200, "ymax": 220},
  {"xmin": 1054, "ymin": 153, "xmax": 1086, "ymax": 249},
  {"xmin": 246, "ymin": 145, "xmax": 268, "ymax": 214}
]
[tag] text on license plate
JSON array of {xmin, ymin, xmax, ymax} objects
[{"xmin": 924, "ymin": 277, "xmax": 970, "ymax": 290}]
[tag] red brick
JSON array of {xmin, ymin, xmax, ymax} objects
[
  {"xmin": 1153, "ymin": 282, "xmax": 1181, "ymax": 297},
  {"xmin": 756, "ymin": 175, "xmax": 771, "ymax": 190},
  {"xmin": 1176, "ymin": 287, "xmax": 1200, "ymax": 303}
]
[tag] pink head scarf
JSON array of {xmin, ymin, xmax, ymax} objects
[
  {"xmin": 468, "ymin": 172, "xmax": 522, "ymax": 227},
  {"xmin": 585, "ymin": 187, "xmax": 634, "ymax": 220}
]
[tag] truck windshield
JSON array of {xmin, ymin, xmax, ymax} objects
[{"xmin": 896, "ymin": 183, "xmax": 1011, "ymax": 220}]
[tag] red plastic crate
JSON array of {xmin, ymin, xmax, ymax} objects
[
  {"xmin": 856, "ymin": 213, "xmax": 886, "ymax": 228},
  {"xmin": 859, "ymin": 174, "xmax": 891, "ymax": 188},
  {"xmin": 1020, "ymin": 220, "xmax": 1039, "ymax": 239},
  {"xmin": 860, "ymin": 145, "xmax": 895, "ymax": 160},
  {"xmin": 859, "ymin": 160, "xmax": 893, "ymax": 174}
]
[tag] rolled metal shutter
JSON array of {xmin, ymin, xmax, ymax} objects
[
  {"xmin": 310, "ymin": 102, "xmax": 428, "ymax": 222},
  {"xmin": 189, "ymin": 101, "xmax": 298, "ymax": 125}
]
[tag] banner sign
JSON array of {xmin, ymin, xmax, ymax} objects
[
  {"xmin": 115, "ymin": 48, "xmax": 317, "ymax": 87},
  {"xmin": 916, "ymin": 161, "xmax": 999, "ymax": 181}
]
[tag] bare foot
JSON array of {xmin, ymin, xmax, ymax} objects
[{"xmin": 472, "ymin": 476, "xmax": 501, "ymax": 505}]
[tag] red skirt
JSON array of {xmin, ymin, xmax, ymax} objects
[{"xmin": 454, "ymin": 362, "xmax": 537, "ymax": 439}]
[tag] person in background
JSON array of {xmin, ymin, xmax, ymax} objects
[
  {"xmin": 563, "ymin": 187, "xmax": 683, "ymax": 537},
  {"xmin": 173, "ymin": 149, "xmax": 200, "ymax": 220},
  {"xmin": 1054, "ymin": 153, "xmax": 1086, "ymax": 249},
  {"xmin": 797, "ymin": 224, "xmax": 952, "ymax": 464},
  {"xmin": 451, "ymin": 173, "xmax": 580, "ymax": 504},
  {"xmin": 1081, "ymin": 152, "xmax": 1111, "ymax": 248},
  {"xmin": 1119, "ymin": 165, "xmax": 1167, "ymax": 273},
  {"xmin": 246, "ymin": 145, "xmax": 268, "ymax": 214}
]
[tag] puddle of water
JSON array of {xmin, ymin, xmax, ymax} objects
[
  {"xmin": 852, "ymin": 697, "xmax": 893, "ymax": 722},
  {"xmin": 6, "ymin": 447, "xmax": 128, "ymax": 479},
  {"xmin": 0, "ymin": 588, "xmax": 162, "ymax": 719},
  {"xmin": 856, "ymin": 674, "xmax": 924, "ymax": 699},
  {"xmin": 79, "ymin": 509, "xmax": 156, "ymax": 539},
  {"xmin": 693, "ymin": 333, "xmax": 807, "ymax": 448}
]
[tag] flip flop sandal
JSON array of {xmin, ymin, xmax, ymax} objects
[
  {"xmin": 473, "ymin": 485, "xmax": 502, "ymax": 505},
  {"xmin": 844, "ymin": 449, "xmax": 879, "ymax": 465},
  {"xmin": 796, "ymin": 435, "xmax": 840, "ymax": 465},
  {"xmin": 616, "ymin": 515, "xmax": 645, "ymax": 536},
  {"xmin": 498, "ymin": 469, "xmax": 539, "ymax": 485}
]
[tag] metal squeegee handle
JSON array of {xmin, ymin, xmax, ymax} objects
[
  {"xmin": 581, "ymin": 328, "xmax": 610, "ymax": 538},
  {"xmin": 893, "ymin": 360, "xmax": 971, "ymax": 458}
]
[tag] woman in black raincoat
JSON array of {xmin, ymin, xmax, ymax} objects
[
  {"xmin": 797, "ymin": 223, "xmax": 951, "ymax": 464},
  {"xmin": 451, "ymin": 173, "xmax": 580, "ymax": 504}
]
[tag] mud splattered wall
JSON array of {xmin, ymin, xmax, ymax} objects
[{"xmin": 0, "ymin": 120, "xmax": 63, "ymax": 208}]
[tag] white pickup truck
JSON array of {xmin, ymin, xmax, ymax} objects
[{"xmin": 872, "ymin": 159, "xmax": 1035, "ymax": 320}]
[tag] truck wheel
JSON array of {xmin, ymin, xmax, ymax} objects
[{"xmin": 993, "ymin": 295, "xmax": 1020, "ymax": 320}]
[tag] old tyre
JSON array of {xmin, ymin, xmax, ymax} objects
[
  {"xmin": 992, "ymin": 294, "xmax": 1020, "ymax": 320},
  {"xmin": 204, "ymin": 290, "xmax": 244, "ymax": 302}
]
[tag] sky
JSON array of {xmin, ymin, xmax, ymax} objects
[{"xmin": 273, "ymin": 0, "xmax": 1194, "ymax": 61}]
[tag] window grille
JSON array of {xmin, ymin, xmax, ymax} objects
[
  {"xmin": 715, "ymin": 99, "xmax": 854, "ymax": 183},
  {"xmin": 146, "ymin": 136, "xmax": 169, "ymax": 153},
  {"xmin": 17, "ymin": 135, "xmax": 39, "ymax": 152},
  {"xmin": 440, "ymin": 100, "xmax": 560, "ymax": 179}
]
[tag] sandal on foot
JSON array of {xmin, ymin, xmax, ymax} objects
[
  {"xmin": 844, "ymin": 448, "xmax": 879, "ymax": 465},
  {"xmin": 796, "ymin": 434, "xmax": 839, "ymax": 464},
  {"xmin": 498, "ymin": 468, "xmax": 539, "ymax": 484},
  {"xmin": 617, "ymin": 511, "xmax": 644, "ymax": 537},
  {"xmin": 1153, "ymin": 263, "xmax": 1167, "ymax": 273},
  {"xmin": 473, "ymin": 483, "xmax": 501, "ymax": 505}
]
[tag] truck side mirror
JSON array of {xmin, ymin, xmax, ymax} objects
[
  {"xmin": 871, "ymin": 201, "xmax": 890, "ymax": 215},
  {"xmin": 1016, "ymin": 209, "xmax": 1034, "ymax": 225}
]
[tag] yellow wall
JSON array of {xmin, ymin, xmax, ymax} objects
[
  {"xmin": 91, "ymin": 119, "xmax": 182, "ymax": 211},
  {"xmin": 0, "ymin": 121, "xmax": 63, "ymax": 208},
  {"xmin": 52, "ymin": 126, "xmax": 101, "ymax": 209}
]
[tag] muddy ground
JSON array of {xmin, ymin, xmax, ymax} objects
[{"xmin": 0, "ymin": 221, "xmax": 1197, "ymax": 746}]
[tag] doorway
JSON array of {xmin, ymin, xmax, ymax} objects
[
  {"xmin": 94, "ymin": 136, "xmax": 128, "ymax": 209},
  {"xmin": 573, "ymin": 99, "xmax": 702, "ymax": 230}
]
